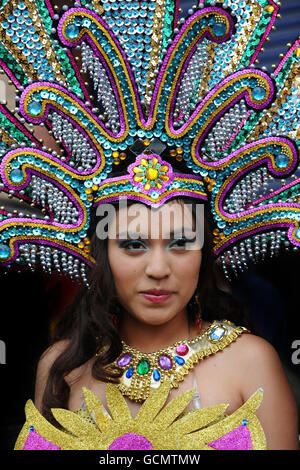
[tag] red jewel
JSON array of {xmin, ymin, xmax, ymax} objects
[{"xmin": 175, "ymin": 344, "xmax": 189, "ymax": 356}]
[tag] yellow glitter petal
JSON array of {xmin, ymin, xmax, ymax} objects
[
  {"xmin": 105, "ymin": 383, "xmax": 134, "ymax": 424},
  {"xmin": 134, "ymin": 381, "xmax": 171, "ymax": 423},
  {"xmin": 169, "ymin": 404, "xmax": 228, "ymax": 436},
  {"xmin": 51, "ymin": 407, "xmax": 100, "ymax": 442},
  {"xmin": 144, "ymin": 182, "xmax": 151, "ymax": 190},
  {"xmin": 153, "ymin": 389, "xmax": 196, "ymax": 429}
]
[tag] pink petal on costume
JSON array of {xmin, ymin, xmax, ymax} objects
[
  {"xmin": 108, "ymin": 433, "xmax": 153, "ymax": 450},
  {"xmin": 207, "ymin": 425, "xmax": 253, "ymax": 450},
  {"xmin": 23, "ymin": 429, "xmax": 60, "ymax": 450}
]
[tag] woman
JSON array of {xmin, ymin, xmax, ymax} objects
[{"xmin": 32, "ymin": 197, "xmax": 299, "ymax": 450}]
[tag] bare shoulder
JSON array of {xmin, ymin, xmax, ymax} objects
[
  {"xmin": 229, "ymin": 331, "xmax": 281, "ymax": 364},
  {"xmin": 226, "ymin": 332, "xmax": 290, "ymax": 391}
]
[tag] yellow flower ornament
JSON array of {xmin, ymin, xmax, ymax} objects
[{"xmin": 15, "ymin": 381, "xmax": 266, "ymax": 450}]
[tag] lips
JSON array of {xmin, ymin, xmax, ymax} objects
[
  {"xmin": 140, "ymin": 289, "xmax": 173, "ymax": 304},
  {"xmin": 142, "ymin": 289, "xmax": 172, "ymax": 295}
]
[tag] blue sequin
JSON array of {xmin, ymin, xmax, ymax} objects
[{"xmin": 242, "ymin": 419, "xmax": 248, "ymax": 426}]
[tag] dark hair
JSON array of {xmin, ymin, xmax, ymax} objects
[{"xmin": 41, "ymin": 197, "xmax": 253, "ymax": 424}]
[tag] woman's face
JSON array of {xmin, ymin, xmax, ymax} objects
[{"xmin": 107, "ymin": 200, "xmax": 202, "ymax": 328}]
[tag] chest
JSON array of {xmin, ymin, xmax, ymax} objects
[{"xmin": 66, "ymin": 353, "xmax": 244, "ymax": 417}]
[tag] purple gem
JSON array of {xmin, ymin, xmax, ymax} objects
[
  {"xmin": 118, "ymin": 353, "xmax": 133, "ymax": 367},
  {"xmin": 158, "ymin": 355, "xmax": 173, "ymax": 370},
  {"xmin": 175, "ymin": 344, "xmax": 189, "ymax": 356}
]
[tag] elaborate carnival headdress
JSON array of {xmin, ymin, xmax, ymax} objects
[{"xmin": 0, "ymin": 0, "xmax": 299, "ymax": 284}]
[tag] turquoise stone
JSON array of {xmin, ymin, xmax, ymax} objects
[
  {"xmin": 0, "ymin": 244, "xmax": 10, "ymax": 259},
  {"xmin": 65, "ymin": 24, "xmax": 79, "ymax": 39},
  {"xmin": 252, "ymin": 86, "xmax": 266, "ymax": 101},
  {"xmin": 209, "ymin": 327, "xmax": 225, "ymax": 341},
  {"xmin": 212, "ymin": 22, "xmax": 226, "ymax": 36},
  {"xmin": 275, "ymin": 154, "xmax": 289, "ymax": 168},
  {"xmin": 10, "ymin": 169, "xmax": 24, "ymax": 183},
  {"xmin": 28, "ymin": 101, "xmax": 42, "ymax": 116},
  {"xmin": 295, "ymin": 228, "xmax": 300, "ymax": 240}
]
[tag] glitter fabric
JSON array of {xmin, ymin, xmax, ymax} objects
[
  {"xmin": 108, "ymin": 433, "xmax": 153, "ymax": 450},
  {"xmin": 14, "ymin": 382, "xmax": 266, "ymax": 450},
  {"xmin": 207, "ymin": 425, "xmax": 252, "ymax": 450},
  {"xmin": 23, "ymin": 429, "xmax": 60, "ymax": 450}
]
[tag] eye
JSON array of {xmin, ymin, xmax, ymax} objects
[
  {"xmin": 169, "ymin": 236, "xmax": 196, "ymax": 249},
  {"xmin": 118, "ymin": 239, "xmax": 148, "ymax": 251}
]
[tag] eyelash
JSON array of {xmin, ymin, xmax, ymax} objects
[{"xmin": 118, "ymin": 237, "xmax": 196, "ymax": 251}]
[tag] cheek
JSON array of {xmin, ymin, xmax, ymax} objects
[
  {"xmin": 109, "ymin": 252, "xmax": 139, "ymax": 293},
  {"xmin": 178, "ymin": 252, "xmax": 202, "ymax": 279}
]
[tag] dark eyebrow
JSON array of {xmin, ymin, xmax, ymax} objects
[{"xmin": 115, "ymin": 228, "xmax": 195, "ymax": 239}]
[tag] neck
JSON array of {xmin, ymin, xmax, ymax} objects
[{"xmin": 119, "ymin": 310, "xmax": 198, "ymax": 353}]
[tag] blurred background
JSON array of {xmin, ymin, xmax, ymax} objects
[{"xmin": 0, "ymin": 0, "xmax": 299, "ymax": 450}]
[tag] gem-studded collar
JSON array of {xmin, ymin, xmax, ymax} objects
[{"xmin": 115, "ymin": 320, "xmax": 249, "ymax": 402}]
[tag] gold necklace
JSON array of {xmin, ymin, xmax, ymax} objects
[{"xmin": 114, "ymin": 320, "xmax": 249, "ymax": 402}]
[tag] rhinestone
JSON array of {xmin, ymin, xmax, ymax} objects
[
  {"xmin": 252, "ymin": 86, "xmax": 266, "ymax": 101},
  {"xmin": 0, "ymin": 244, "xmax": 10, "ymax": 259},
  {"xmin": 175, "ymin": 343, "xmax": 189, "ymax": 356},
  {"xmin": 137, "ymin": 359, "xmax": 150, "ymax": 375},
  {"xmin": 28, "ymin": 101, "xmax": 42, "ymax": 116},
  {"xmin": 126, "ymin": 367, "xmax": 134, "ymax": 378},
  {"xmin": 275, "ymin": 154, "xmax": 289, "ymax": 169},
  {"xmin": 65, "ymin": 24, "xmax": 79, "ymax": 39},
  {"xmin": 10, "ymin": 169, "xmax": 24, "ymax": 183},
  {"xmin": 209, "ymin": 327, "xmax": 225, "ymax": 342},
  {"xmin": 153, "ymin": 368, "xmax": 161, "ymax": 381},
  {"xmin": 117, "ymin": 353, "xmax": 132, "ymax": 367},
  {"xmin": 174, "ymin": 355, "xmax": 185, "ymax": 365},
  {"xmin": 212, "ymin": 23, "xmax": 226, "ymax": 36},
  {"xmin": 158, "ymin": 355, "xmax": 172, "ymax": 370}
]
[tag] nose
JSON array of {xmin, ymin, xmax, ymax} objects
[{"xmin": 144, "ymin": 246, "xmax": 171, "ymax": 279}]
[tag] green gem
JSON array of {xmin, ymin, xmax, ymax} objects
[{"xmin": 137, "ymin": 359, "xmax": 150, "ymax": 375}]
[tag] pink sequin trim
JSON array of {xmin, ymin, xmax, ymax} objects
[
  {"xmin": 207, "ymin": 425, "xmax": 253, "ymax": 450},
  {"xmin": 23, "ymin": 429, "xmax": 60, "ymax": 450}
]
